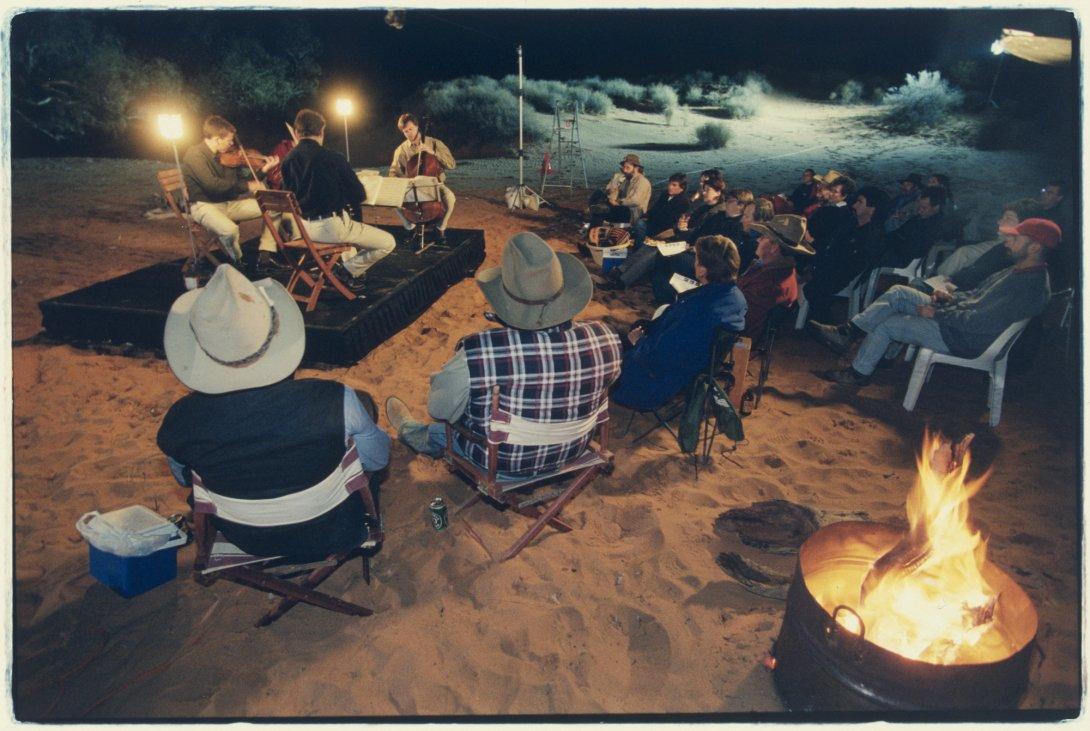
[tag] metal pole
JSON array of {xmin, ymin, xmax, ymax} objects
[
  {"xmin": 986, "ymin": 52, "xmax": 1005, "ymax": 108},
  {"xmin": 517, "ymin": 44, "xmax": 525, "ymax": 190},
  {"xmin": 171, "ymin": 140, "xmax": 201, "ymax": 265},
  {"xmin": 343, "ymin": 117, "xmax": 351, "ymax": 163}
]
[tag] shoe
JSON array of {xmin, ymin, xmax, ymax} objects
[
  {"xmin": 818, "ymin": 367, "xmax": 871, "ymax": 387},
  {"xmin": 432, "ymin": 228, "xmax": 447, "ymax": 245},
  {"xmin": 807, "ymin": 320, "xmax": 855, "ymax": 355},
  {"xmin": 331, "ymin": 263, "xmax": 368, "ymax": 295},
  {"xmin": 255, "ymin": 254, "xmax": 292, "ymax": 275},
  {"xmin": 385, "ymin": 396, "xmax": 413, "ymax": 434}
]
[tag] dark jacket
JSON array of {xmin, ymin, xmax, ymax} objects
[
  {"xmin": 282, "ymin": 138, "xmax": 365, "ymax": 219},
  {"xmin": 808, "ymin": 202, "xmax": 856, "ymax": 256},
  {"xmin": 879, "ymin": 212, "xmax": 944, "ymax": 268},
  {"xmin": 738, "ymin": 258, "xmax": 798, "ymax": 339},
  {"xmin": 645, "ymin": 191, "xmax": 690, "ymax": 239},
  {"xmin": 789, "ymin": 181, "xmax": 817, "ymax": 213},
  {"xmin": 949, "ymin": 243, "xmax": 1012, "ymax": 291},
  {"xmin": 612, "ymin": 281, "xmax": 747, "ymax": 411},
  {"xmin": 934, "ymin": 264, "xmax": 1050, "ymax": 358},
  {"xmin": 681, "ymin": 202, "xmax": 745, "ymax": 245},
  {"xmin": 181, "ymin": 143, "xmax": 251, "ymax": 204}
]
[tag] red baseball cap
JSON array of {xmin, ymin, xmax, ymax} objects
[{"xmin": 998, "ymin": 217, "xmax": 1062, "ymax": 249}]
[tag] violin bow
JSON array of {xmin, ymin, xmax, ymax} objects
[{"xmin": 234, "ymin": 133, "xmax": 263, "ymax": 185}]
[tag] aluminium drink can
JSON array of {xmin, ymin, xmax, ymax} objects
[{"xmin": 429, "ymin": 497, "xmax": 449, "ymax": 531}]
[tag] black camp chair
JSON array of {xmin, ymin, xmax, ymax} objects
[{"xmin": 748, "ymin": 303, "xmax": 797, "ymax": 411}]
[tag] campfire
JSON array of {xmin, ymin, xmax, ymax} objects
[{"xmin": 772, "ymin": 431, "xmax": 1039, "ymax": 711}]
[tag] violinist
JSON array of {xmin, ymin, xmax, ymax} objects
[
  {"xmin": 281, "ymin": 108, "xmax": 395, "ymax": 294},
  {"xmin": 181, "ymin": 115, "xmax": 288, "ymax": 274},
  {"xmin": 389, "ymin": 113, "xmax": 456, "ymax": 244}
]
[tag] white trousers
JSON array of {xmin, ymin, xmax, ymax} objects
[
  {"xmin": 302, "ymin": 212, "xmax": 396, "ymax": 278},
  {"xmin": 190, "ymin": 198, "xmax": 278, "ymax": 260}
]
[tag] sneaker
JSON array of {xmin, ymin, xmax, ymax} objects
[
  {"xmin": 818, "ymin": 367, "xmax": 871, "ymax": 387},
  {"xmin": 807, "ymin": 320, "xmax": 855, "ymax": 355}
]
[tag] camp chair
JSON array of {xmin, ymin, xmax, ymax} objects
[
  {"xmin": 190, "ymin": 442, "xmax": 384, "ymax": 627},
  {"xmin": 156, "ymin": 168, "xmax": 233, "ymax": 266},
  {"xmin": 902, "ymin": 319, "xmax": 1030, "ymax": 427},
  {"xmin": 794, "ymin": 272, "xmax": 863, "ymax": 330},
  {"xmin": 749, "ymin": 302, "xmax": 797, "ymax": 410},
  {"xmin": 254, "ymin": 189, "xmax": 359, "ymax": 312},
  {"xmin": 861, "ymin": 256, "xmax": 923, "ymax": 310},
  {"xmin": 622, "ymin": 327, "xmax": 740, "ymax": 470},
  {"xmin": 442, "ymin": 386, "xmax": 613, "ymax": 562}
]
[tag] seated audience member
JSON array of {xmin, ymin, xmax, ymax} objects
[
  {"xmin": 612, "ymin": 235, "xmax": 747, "ymax": 412},
  {"xmin": 281, "ymin": 108, "xmax": 396, "ymax": 293},
  {"xmin": 884, "ymin": 173, "xmax": 924, "ymax": 233},
  {"xmin": 690, "ymin": 168, "xmax": 725, "ymax": 209},
  {"xmin": 1038, "ymin": 180, "xmax": 1070, "ymax": 236},
  {"xmin": 738, "ymin": 215, "xmax": 811, "ymax": 338},
  {"xmin": 872, "ymin": 185, "xmax": 945, "ymax": 268},
  {"xmin": 604, "ymin": 173, "xmax": 690, "ymax": 290},
  {"xmin": 928, "ymin": 173, "xmax": 963, "ymax": 242},
  {"xmin": 801, "ymin": 178, "xmax": 828, "ymax": 219},
  {"xmin": 385, "ymin": 233, "xmax": 622, "ymax": 476},
  {"xmin": 650, "ymin": 183, "xmax": 747, "ymax": 303},
  {"xmin": 803, "ymin": 185, "xmax": 888, "ymax": 323},
  {"xmin": 807, "ymin": 175, "xmax": 856, "ymax": 256},
  {"xmin": 587, "ymin": 154, "xmax": 652, "ymax": 227},
  {"xmin": 181, "ymin": 115, "xmax": 286, "ymax": 273},
  {"xmin": 737, "ymin": 195, "xmax": 774, "ymax": 271},
  {"xmin": 1037, "ymin": 180, "xmax": 1074, "ymax": 288},
  {"xmin": 933, "ymin": 198, "xmax": 1042, "ymax": 292},
  {"xmin": 809, "ymin": 218, "xmax": 1059, "ymax": 386},
  {"xmin": 157, "ymin": 265, "xmax": 391, "ymax": 559},
  {"xmin": 788, "ymin": 168, "xmax": 818, "ymax": 214}
]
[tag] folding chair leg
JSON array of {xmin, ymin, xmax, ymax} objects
[
  {"xmin": 499, "ymin": 468, "xmax": 598, "ymax": 562},
  {"xmin": 509, "ymin": 503, "xmax": 573, "ymax": 533},
  {"xmin": 224, "ymin": 563, "xmax": 373, "ymax": 627}
]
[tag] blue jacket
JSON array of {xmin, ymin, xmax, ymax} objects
[{"xmin": 612, "ymin": 281, "xmax": 747, "ymax": 411}]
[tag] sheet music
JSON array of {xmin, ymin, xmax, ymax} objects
[
  {"xmin": 357, "ymin": 173, "xmax": 441, "ymax": 207},
  {"xmin": 655, "ymin": 241, "xmax": 689, "ymax": 257}
]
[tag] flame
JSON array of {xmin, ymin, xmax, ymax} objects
[{"xmin": 846, "ymin": 430, "xmax": 1002, "ymax": 664}]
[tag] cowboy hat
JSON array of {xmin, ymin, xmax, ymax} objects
[
  {"xmin": 815, "ymin": 169, "xmax": 849, "ymax": 184},
  {"xmin": 476, "ymin": 232, "xmax": 593, "ymax": 330},
  {"xmin": 748, "ymin": 214, "xmax": 816, "ymax": 257},
  {"xmin": 619, "ymin": 153, "xmax": 642, "ymax": 168},
  {"xmin": 164, "ymin": 264, "xmax": 305, "ymax": 394}
]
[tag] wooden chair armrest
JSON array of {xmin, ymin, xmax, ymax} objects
[{"xmin": 440, "ymin": 419, "xmax": 485, "ymax": 445}]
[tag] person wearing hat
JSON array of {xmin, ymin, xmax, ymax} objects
[
  {"xmin": 157, "ymin": 265, "xmax": 390, "ymax": 558},
  {"xmin": 385, "ymin": 232, "xmax": 622, "ymax": 476},
  {"xmin": 738, "ymin": 215, "xmax": 812, "ymax": 338},
  {"xmin": 611, "ymin": 235, "xmax": 747, "ymax": 412},
  {"xmin": 884, "ymin": 172, "xmax": 925, "ymax": 233},
  {"xmin": 586, "ymin": 153, "xmax": 652, "ymax": 228},
  {"xmin": 806, "ymin": 175, "xmax": 856, "ymax": 257},
  {"xmin": 811, "ymin": 218, "xmax": 1059, "ymax": 387}
]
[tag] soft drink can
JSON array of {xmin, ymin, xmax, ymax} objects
[{"xmin": 429, "ymin": 497, "xmax": 448, "ymax": 531}]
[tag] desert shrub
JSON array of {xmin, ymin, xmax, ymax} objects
[
  {"xmin": 682, "ymin": 84, "xmax": 706, "ymax": 105},
  {"xmin": 500, "ymin": 76, "xmax": 613, "ymax": 115},
  {"xmin": 829, "ymin": 79, "xmax": 865, "ymax": 104},
  {"xmin": 708, "ymin": 75, "xmax": 768, "ymax": 119},
  {"xmin": 646, "ymin": 83, "xmax": 678, "ymax": 124},
  {"xmin": 595, "ymin": 78, "xmax": 647, "ymax": 109},
  {"xmin": 695, "ymin": 122, "xmax": 731, "ymax": 149},
  {"xmin": 879, "ymin": 70, "xmax": 965, "ymax": 133},
  {"xmin": 423, "ymin": 75, "xmax": 545, "ymax": 146},
  {"xmin": 578, "ymin": 89, "xmax": 613, "ymax": 114}
]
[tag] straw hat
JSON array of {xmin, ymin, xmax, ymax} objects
[
  {"xmin": 815, "ymin": 169, "xmax": 849, "ymax": 184},
  {"xmin": 476, "ymin": 232, "xmax": 593, "ymax": 330},
  {"xmin": 748, "ymin": 214, "xmax": 816, "ymax": 257},
  {"xmin": 164, "ymin": 264, "xmax": 305, "ymax": 394}
]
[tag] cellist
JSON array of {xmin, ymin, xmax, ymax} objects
[{"xmin": 389, "ymin": 113, "xmax": 456, "ymax": 244}]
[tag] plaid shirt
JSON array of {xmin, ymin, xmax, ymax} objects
[{"xmin": 455, "ymin": 320, "xmax": 622, "ymax": 476}]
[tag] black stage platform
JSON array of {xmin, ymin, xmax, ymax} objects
[{"xmin": 39, "ymin": 226, "xmax": 486, "ymax": 366}]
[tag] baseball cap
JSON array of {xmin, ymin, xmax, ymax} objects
[{"xmin": 997, "ymin": 218, "xmax": 1062, "ymax": 249}]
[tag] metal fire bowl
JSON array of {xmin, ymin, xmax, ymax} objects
[{"xmin": 772, "ymin": 521, "xmax": 1039, "ymax": 712}]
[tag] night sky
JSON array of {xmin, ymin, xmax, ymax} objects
[{"xmin": 10, "ymin": 7, "xmax": 1077, "ymax": 159}]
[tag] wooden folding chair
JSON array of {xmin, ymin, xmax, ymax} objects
[
  {"xmin": 189, "ymin": 445, "xmax": 384, "ymax": 628},
  {"xmin": 254, "ymin": 189, "xmax": 359, "ymax": 312},
  {"xmin": 156, "ymin": 168, "xmax": 233, "ymax": 266},
  {"xmin": 442, "ymin": 387, "xmax": 613, "ymax": 562}
]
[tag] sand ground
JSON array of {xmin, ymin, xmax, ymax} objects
[{"xmin": 8, "ymin": 97, "xmax": 1082, "ymax": 718}]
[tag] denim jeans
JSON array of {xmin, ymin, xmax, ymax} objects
[
  {"xmin": 850, "ymin": 285, "xmax": 950, "ymax": 375},
  {"xmin": 398, "ymin": 421, "xmax": 447, "ymax": 458}
]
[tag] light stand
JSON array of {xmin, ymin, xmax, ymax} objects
[
  {"xmin": 336, "ymin": 98, "xmax": 353, "ymax": 163},
  {"xmin": 157, "ymin": 114, "xmax": 201, "ymax": 280},
  {"xmin": 987, "ymin": 40, "xmax": 1006, "ymax": 108},
  {"xmin": 513, "ymin": 44, "xmax": 547, "ymax": 210}
]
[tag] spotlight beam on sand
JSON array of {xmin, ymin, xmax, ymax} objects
[
  {"xmin": 158, "ymin": 113, "xmax": 199, "ymax": 267},
  {"xmin": 335, "ymin": 97, "xmax": 353, "ymax": 163}
]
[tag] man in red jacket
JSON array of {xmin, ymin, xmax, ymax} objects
[{"xmin": 737, "ymin": 214, "xmax": 813, "ymax": 339}]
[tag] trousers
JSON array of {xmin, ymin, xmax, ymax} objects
[
  {"xmin": 301, "ymin": 212, "xmax": 396, "ymax": 278},
  {"xmin": 191, "ymin": 198, "xmax": 279, "ymax": 260},
  {"xmin": 850, "ymin": 285, "xmax": 950, "ymax": 375}
]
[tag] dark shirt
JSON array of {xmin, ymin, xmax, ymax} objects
[
  {"xmin": 281, "ymin": 138, "xmax": 365, "ymax": 219},
  {"xmin": 681, "ymin": 202, "xmax": 744, "ymax": 245},
  {"xmin": 949, "ymin": 243, "xmax": 1012, "ymax": 291},
  {"xmin": 808, "ymin": 203, "xmax": 856, "ymax": 256},
  {"xmin": 789, "ymin": 182, "xmax": 816, "ymax": 213},
  {"xmin": 181, "ymin": 142, "xmax": 251, "ymax": 204},
  {"xmin": 645, "ymin": 191, "xmax": 690, "ymax": 239},
  {"xmin": 880, "ymin": 212, "xmax": 944, "ymax": 268}
]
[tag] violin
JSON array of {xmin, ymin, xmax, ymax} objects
[
  {"xmin": 399, "ymin": 119, "xmax": 446, "ymax": 226},
  {"xmin": 218, "ymin": 142, "xmax": 270, "ymax": 171}
]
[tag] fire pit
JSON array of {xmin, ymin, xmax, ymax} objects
[{"xmin": 771, "ymin": 433, "xmax": 1039, "ymax": 712}]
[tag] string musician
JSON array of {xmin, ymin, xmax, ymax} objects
[
  {"xmin": 181, "ymin": 115, "xmax": 288, "ymax": 274},
  {"xmin": 388, "ymin": 113, "xmax": 456, "ymax": 244}
]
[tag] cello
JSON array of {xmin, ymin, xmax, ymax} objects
[{"xmin": 398, "ymin": 119, "xmax": 446, "ymax": 227}]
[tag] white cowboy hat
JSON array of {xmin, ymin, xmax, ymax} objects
[
  {"xmin": 164, "ymin": 264, "xmax": 305, "ymax": 394},
  {"xmin": 476, "ymin": 232, "xmax": 593, "ymax": 330}
]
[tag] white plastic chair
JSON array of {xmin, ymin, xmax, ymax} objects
[
  {"xmin": 862, "ymin": 257, "xmax": 923, "ymax": 310},
  {"xmin": 902, "ymin": 319, "xmax": 1030, "ymax": 427}
]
